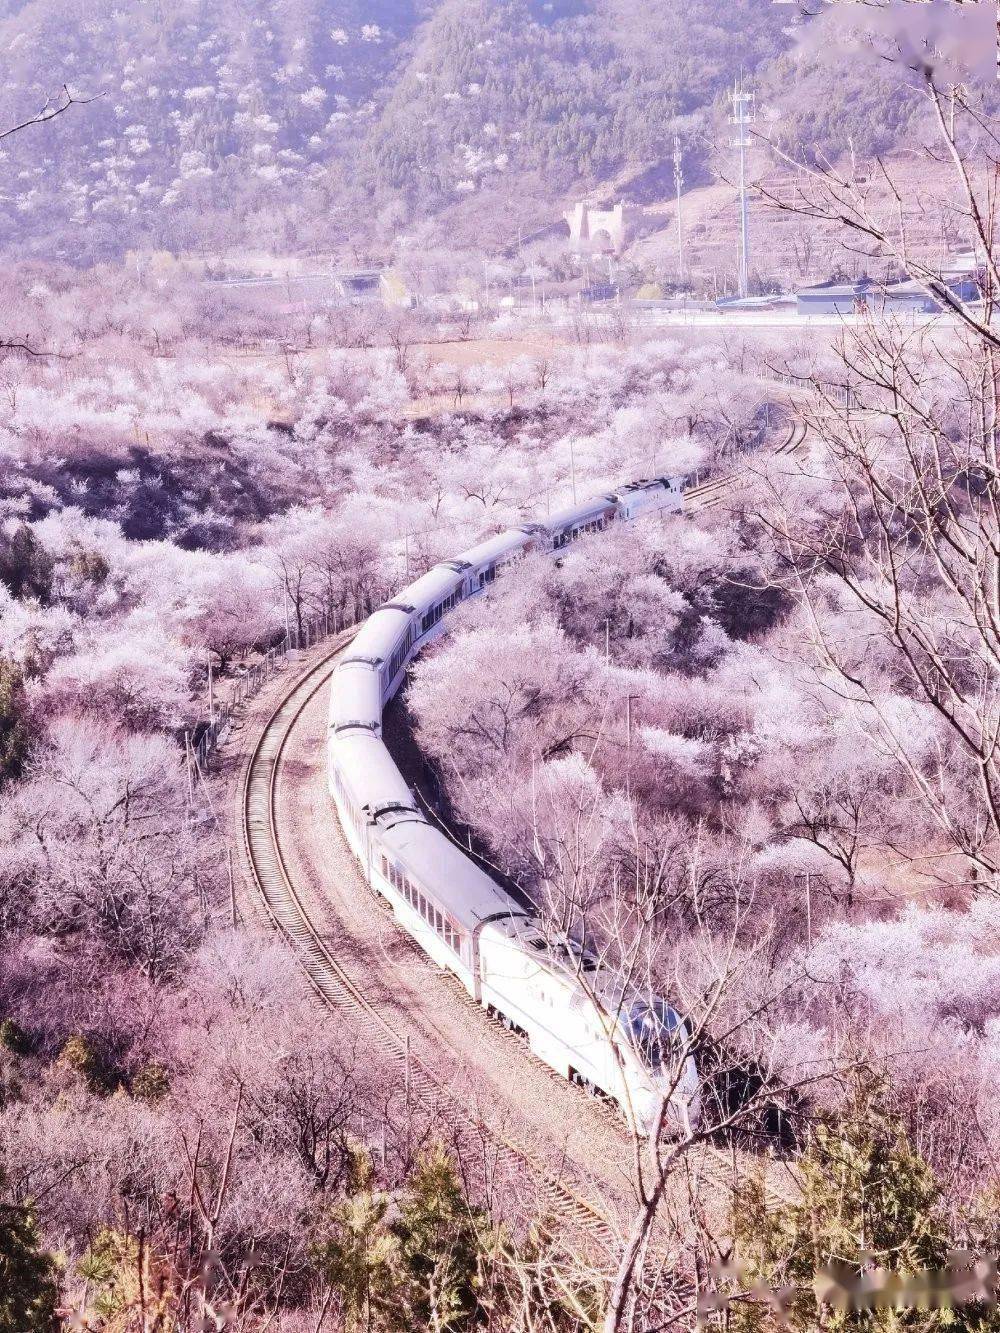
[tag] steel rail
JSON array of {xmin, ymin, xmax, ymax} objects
[
  {"xmin": 238, "ymin": 442, "xmax": 807, "ymax": 1246},
  {"xmin": 240, "ymin": 636, "xmax": 623, "ymax": 1248}
]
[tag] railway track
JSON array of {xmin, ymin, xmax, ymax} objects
[
  {"xmin": 240, "ymin": 638, "xmax": 625, "ymax": 1250},
  {"xmin": 238, "ymin": 460, "xmax": 805, "ymax": 1252},
  {"xmin": 684, "ymin": 421, "xmax": 808, "ymax": 513}
]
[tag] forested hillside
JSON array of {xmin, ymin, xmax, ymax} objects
[
  {"xmin": 0, "ymin": 0, "xmax": 423, "ymax": 258},
  {"xmin": 363, "ymin": 0, "xmax": 790, "ymax": 210},
  {"xmin": 0, "ymin": 0, "xmax": 794, "ymax": 259}
]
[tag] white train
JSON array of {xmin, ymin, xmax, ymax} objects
[{"xmin": 327, "ymin": 477, "xmax": 700, "ymax": 1136}]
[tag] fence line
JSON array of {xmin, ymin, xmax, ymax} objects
[{"xmin": 184, "ymin": 605, "xmax": 363, "ymax": 792}]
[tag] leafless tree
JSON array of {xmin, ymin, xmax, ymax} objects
[
  {"xmin": 0, "ymin": 84, "xmax": 99, "ymax": 358},
  {"xmin": 0, "ymin": 83, "xmax": 100, "ymax": 144},
  {"xmin": 515, "ymin": 788, "xmax": 845, "ymax": 1333},
  {"xmin": 746, "ymin": 61, "xmax": 1000, "ymax": 890}
]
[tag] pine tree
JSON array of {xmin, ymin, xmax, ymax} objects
[
  {"xmin": 313, "ymin": 1147, "xmax": 403, "ymax": 1333},
  {"xmin": 314, "ymin": 1142, "xmax": 490, "ymax": 1333},
  {"xmin": 393, "ymin": 1143, "xmax": 486, "ymax": 1333},
  {"xmin": 727, "ymin": 1084, "xmax": 1000, "ymax": 1333},
  {"xmin": 0, "ymin": 1184, "xmax": 58, "ymax": 1333},
  {"xmin": 0, "ymin": 659, "xmax": 31, "ymax": 785},
  {"xmin": 0, "ymin": 527, "xmax": 53, "ymax": 603}
]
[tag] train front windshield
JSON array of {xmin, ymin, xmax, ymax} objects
[{"xmin": 624, "ymin": 999, "xmax": 684, "ymax": 1069}]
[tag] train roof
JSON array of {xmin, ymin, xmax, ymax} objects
[
  {"xmin": 378, "ymin": 819, "xmax": 526, "ymax": 931},
  {"xmin": 547, "ymin": 494, "xmax": 618, "ymax": 531},
  {"xmin": 395, "ymin": 564, "xmax": 465, "ymax": 616},
  {"xmin": 349, "ymin": 606, "xmax": 411, "ymax": 663},
  {"xmin": 613, "ymin": 476, "xmax": 680, "ymax": 497},
  {"xmin": 451, "ymin": 528, "xmax": 534, "ymax": 570},
  {"xmin": 329, "ymin": 731, "xmax": 419, "ymax": 820},
  {"xmin": 328, "ymin": 659, "xmax": 382, "ymax": 733}
]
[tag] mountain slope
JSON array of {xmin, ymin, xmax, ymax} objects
[
  {"xmin": 0, "ymin": 0, "xmax": 421, "ymax": 257},
  {"xmin": 0, "ymin": 0, "xmax": 835, "ymax": 260},
  {"xmin": 362, "ymin": 0, "xmax": 792, "ymax": 212}
]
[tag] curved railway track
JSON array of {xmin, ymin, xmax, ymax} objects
[
  {"xmin": 240, "ymin": 637, "xmax": 625, "ymax": 1248},
  {"xmin": 238, "ymin": 437, "xmax": 805, "ymax": 1252}
]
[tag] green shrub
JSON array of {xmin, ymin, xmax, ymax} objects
[
  {"xmin": 0, "ymin": 1020, "xmax": 28, "ymax": 1055},
  {"xmin": 0, "ymin": 1191, "xmax": 58, "ymax": 1332},
  {"xmin": 0, "ymin": 660, "xmax": 31, "ymax": 785},
  {"xmin": 131, "ymin": 1061, "xmax": 170, "ymax": 1103},
  {"xmin": 57, "ymin": 1035, "xmax": 103, "ymax": 1090}
]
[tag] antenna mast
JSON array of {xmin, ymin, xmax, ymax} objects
[
  {"xmin": 731, "ymin": 75, "xmax": 755, "ymax": 298},
  {"xmin": 673, "ymin": 130, "xmax": 685, "ymax": 288}
]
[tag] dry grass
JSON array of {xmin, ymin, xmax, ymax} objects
[{"xmin": 631, "ymin": 152, "xmax": 965, "ymax": 289}]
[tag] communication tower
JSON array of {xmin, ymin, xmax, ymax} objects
[
  {"xmin": 673, "ymin": 131, "xmax": 685, "ymax": 287},
  {"xmin": 730, "ymin": 77, "xmax": 755, "ymax": 298}
]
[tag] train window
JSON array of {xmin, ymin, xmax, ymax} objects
[{"xmin": 380, "ymin": 855, "xmax": 388, "ymax": 878}]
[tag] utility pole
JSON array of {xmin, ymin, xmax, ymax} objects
[
  {"xmin": 626, "ymin": 694, "xmax": 639, "ymax": 751},
  {"xmin": 673, "ymin": 130, "xmax": 685, "ymax": 288},
  {"xmin": 731, "ymin": 76, "xmax": 755, "ymax": 299}
]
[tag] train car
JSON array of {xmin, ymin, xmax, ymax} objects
[
  {"xmin": 478, "ymin": 919, "xmax": 698, "ymax": 1134},
  {"xmin": 324, "ymin": 472, "xmax": 699, "ymax": 1136},
  {"xmin": 373, "ymin": 818, "xmax": 529, "ymax": 994},
  {"xmin": 398, "ymin": 564, "xmax": 470, "ymax": 650},
  {"xmin": 327, "ymin": 729, "xmax": 421, "ymax": 863},
  {"xmin": 341, "ymin": 604, "xmax": 416, "ymax": 708},
  {"xmin": 449, "ymin": 527, "xmax": 539, "ymax": 592},
  {"xmin": 548, "ymin": 495, "xmax": 619, "ymax": 550},
  {"xmin": 328, "ymin": 658, "xmax": 384, "ymax": 737},
  {"xmin": 613, "ymin": 476, "xmax": 684, "ymax": 518}
]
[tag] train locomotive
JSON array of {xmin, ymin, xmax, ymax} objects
[{"xmin": 326, "ymin": 476, "xmax": 700, "ymax": 1136}]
